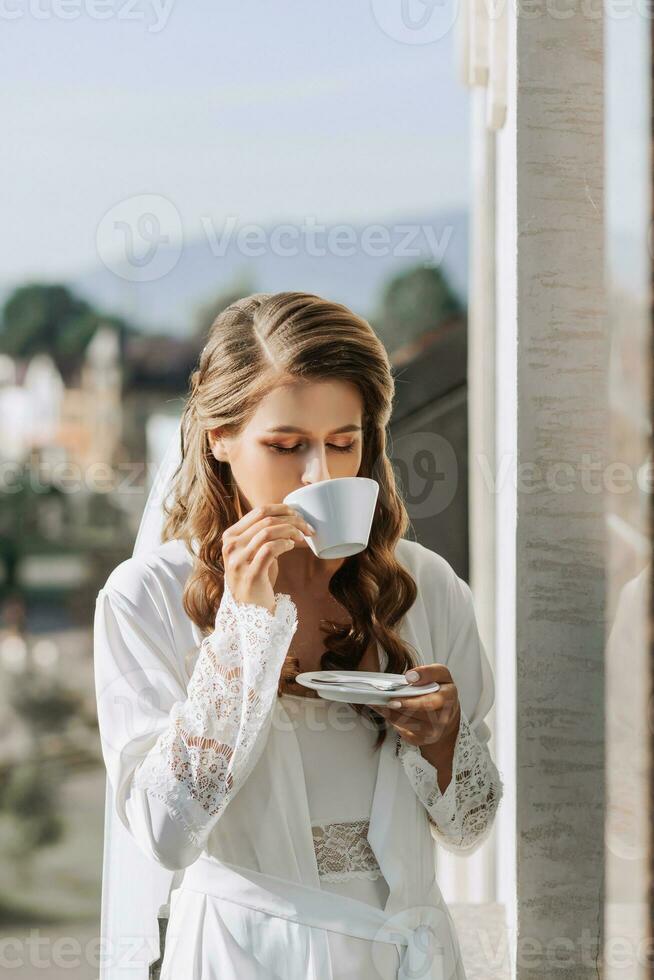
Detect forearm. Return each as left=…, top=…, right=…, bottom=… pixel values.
left=399, top=706, right=503, bottom=853
left=124, top=781, right=204, bottom=870
left=417, top=705, right=461, bottom=794
left=130, top=584, right=298, bottom=866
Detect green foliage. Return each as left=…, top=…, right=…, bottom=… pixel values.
left=0, top=761, right=64, bottom=858
left=0, top=478, right=68, bottom=598
left=371, top=263, right=465, bottom=354
left=10, top=674, right=82, bottom=735
left=0, top=282, right=136, bottom=371
left=0, top=675, right=80, bottom=866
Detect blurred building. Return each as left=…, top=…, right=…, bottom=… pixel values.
left=0, top=326, right=201, bottom=624
left=0, top=328, right=121, bottom=473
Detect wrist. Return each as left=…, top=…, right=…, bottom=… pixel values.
left=418, top=704, right=461, bottom=792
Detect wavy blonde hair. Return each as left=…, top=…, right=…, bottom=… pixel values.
left=162, top=290, right=419, bottom=749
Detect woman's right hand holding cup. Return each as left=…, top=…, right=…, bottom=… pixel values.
left=221, top=504, right=316, bottom=614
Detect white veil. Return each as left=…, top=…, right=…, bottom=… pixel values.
left=98, top=414, right=185, bottom=980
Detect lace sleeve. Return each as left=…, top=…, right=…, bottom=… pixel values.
left=397, top=706, right=503, bottom=854
left=132, top=580, right=298, bottom=852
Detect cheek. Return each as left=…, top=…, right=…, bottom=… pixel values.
left=258, top=448, right=300, bottom=472
left=228, top=447, right=268, bottom=488
left=235, top=447, right=297, bottom=500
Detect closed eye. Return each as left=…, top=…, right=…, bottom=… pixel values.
left=269, top=443, right=356, bottom=455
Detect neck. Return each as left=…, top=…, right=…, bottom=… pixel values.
left=277, top=546, right=345, bottom=589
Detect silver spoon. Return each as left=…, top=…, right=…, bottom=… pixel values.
left=316, top=676, right=410, bottom=691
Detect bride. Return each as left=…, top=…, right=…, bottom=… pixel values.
left=93, top=290, right=503, bottom=980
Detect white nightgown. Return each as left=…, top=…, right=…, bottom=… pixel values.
left=278, top=691, right=400, bottom=978
left=94, top=536, right=503, bottom=979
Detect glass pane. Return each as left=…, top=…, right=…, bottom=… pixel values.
left=604, top=12, right=652, bottom=978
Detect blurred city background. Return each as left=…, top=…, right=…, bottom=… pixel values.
left=2, top=3, right=651, bottom=979
left=0, top=5, right=474, bottom=977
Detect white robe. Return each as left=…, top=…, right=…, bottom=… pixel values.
left=93, top=536, right=502, bottom=979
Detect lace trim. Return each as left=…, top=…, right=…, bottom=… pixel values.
left=311, top=818, right=382, bottom=882
left=133, top=580, right=298, bottom=847
left=398, top=707, right=503, bottom=854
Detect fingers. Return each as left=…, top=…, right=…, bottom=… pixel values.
left=382, top=715, right=444, bottom=746
left=371, top=664, right=460, bottom=748
left=378, top=707, right=453, bottom=746
left=391, top=724, right=419, bottom=744
left=223, top=503, right=297, bottom=536
left=248, top=537, right=299, bottom=577
left=403, top=664, right=453, bottom=686
left=376, top=688, right=450, bottom=719
left=220, top=503, right=316, bottom=609
left=222, top=505, right=316, bottom=579
left=223, top=504, right=310, bottom=544
left=243, top=523, right=306, bottom=564
left=224, top=505, right=314, bottom=552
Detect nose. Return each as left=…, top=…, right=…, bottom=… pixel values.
left=302, top=447, right=332, bottom=485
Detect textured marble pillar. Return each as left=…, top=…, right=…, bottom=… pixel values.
left=510, top=6, right=607, bottom=978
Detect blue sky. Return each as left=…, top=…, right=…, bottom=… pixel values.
left=3, top=0, right=471, bottom=286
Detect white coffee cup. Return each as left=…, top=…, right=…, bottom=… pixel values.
left=283, top=477, right=380, bottom=559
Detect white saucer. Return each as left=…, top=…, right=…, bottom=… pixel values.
left=295, top=670, right=441, bottom=705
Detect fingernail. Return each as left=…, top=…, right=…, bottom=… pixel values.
left=387, top=700, right=402, bottom=709
left=405, top=670, right=420, bottom=682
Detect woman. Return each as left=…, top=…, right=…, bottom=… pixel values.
left=94, top=291, right=503, bottom=980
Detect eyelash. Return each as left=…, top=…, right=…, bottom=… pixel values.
left=269, top=443, right=356, bottom=455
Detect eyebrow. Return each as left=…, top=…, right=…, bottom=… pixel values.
left=264, top=425, right=363, bottom=435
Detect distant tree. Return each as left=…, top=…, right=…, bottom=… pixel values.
left=370, top=264, right=465, bottom=355
left=0, top=761, right=64, bottom=875
left=0, top=476, right=66, bottom=600
left=0, top=671, right=83, bottom=886
left=0, top=283, right=137, bottom=376
left=10, top=674, right=82, bottom=736
left=193, top=272, right=258, bottom=340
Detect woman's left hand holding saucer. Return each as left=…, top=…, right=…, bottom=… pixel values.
left=374, top=664, right=461, bottom=750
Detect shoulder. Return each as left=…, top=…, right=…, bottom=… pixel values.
left=394, top=537, right=476, bottom=638
left=394, top=536, right=460, bottom=593
left=98, top=538, right=195, bottom=607
left=94, top=540, right=197, bottom=683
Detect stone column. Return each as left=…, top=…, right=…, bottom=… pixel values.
left=511, top=4, right=606, bottom=977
